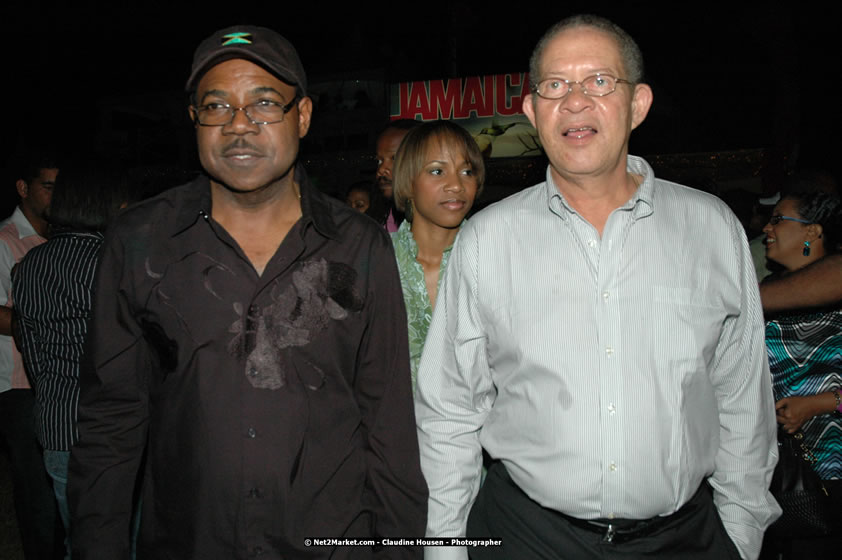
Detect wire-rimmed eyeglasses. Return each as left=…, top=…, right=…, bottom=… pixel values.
left=531, top=74, right=633, bottom=99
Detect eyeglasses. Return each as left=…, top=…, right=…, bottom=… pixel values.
left=768, top=215, right=811, bottom=225
left=531, top=74, right=632, bottom=99
left=193, top=97, right=299, bottom=126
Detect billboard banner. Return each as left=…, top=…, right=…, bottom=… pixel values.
left=390, top=73, right=542, bottom=158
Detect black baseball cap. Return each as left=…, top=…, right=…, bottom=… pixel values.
left=186, top=25, right=307, bottom=97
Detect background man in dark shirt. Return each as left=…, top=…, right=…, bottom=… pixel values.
left=69, top=25, right=426, bottom=559
left=369, top=120, right=419, bottom=232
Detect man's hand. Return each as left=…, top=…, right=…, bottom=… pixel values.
left=775, top=392, right=837, bottom=433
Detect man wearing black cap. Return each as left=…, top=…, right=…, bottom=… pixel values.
left=69, top=26, right=427, bottom=559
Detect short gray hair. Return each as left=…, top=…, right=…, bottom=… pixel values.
left=528, top=14, right=644, bottom=88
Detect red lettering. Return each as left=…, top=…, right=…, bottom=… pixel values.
left=398, top=81, right=432, bottom=120
left=393, top=73, right=533, bottom=121
left=496, top=73, right=525, bottom=116
left=392, top=82, right=411, bottom=119
left=482, top=75, right=495, bottom=117
left=458, top=76, right=494, bottom=119
left=429, top=79, right=461, bottom=119
left=521, top=73, right=531, bottom=101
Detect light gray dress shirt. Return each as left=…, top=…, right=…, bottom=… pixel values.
left=415, top=156, right=780, bottom=560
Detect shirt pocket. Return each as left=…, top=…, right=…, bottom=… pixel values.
left=649, top=285, right=724, bottom=380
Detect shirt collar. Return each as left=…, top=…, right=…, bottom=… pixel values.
left=50, top=229, right=105, bottom=240
left=10, top=207, right=40, bottom=239
left=297, top=165, right=339, bottom=240
left=545, top=155, right=655, bottom=221
left=625, top=155, right=654, bottom=219
left=170, top=164, right=339, bottom=240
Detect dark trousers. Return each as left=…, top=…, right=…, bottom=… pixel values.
left=0, top=389, right=58, bottom=560
left=467, top=462, right=741, bottom=560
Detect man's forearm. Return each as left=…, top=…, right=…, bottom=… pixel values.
left=760, top=254, right=842, bottom=312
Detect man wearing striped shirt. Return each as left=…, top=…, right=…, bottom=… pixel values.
left=415, top=15, right=780, bottom=560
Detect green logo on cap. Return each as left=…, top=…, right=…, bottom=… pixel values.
left=222, top=32, right=253, bottom=46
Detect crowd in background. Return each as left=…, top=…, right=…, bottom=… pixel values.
left=1, top=17, right=841, bottom=560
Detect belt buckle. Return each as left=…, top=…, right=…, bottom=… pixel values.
left=602, top=523, right=616, bottom=543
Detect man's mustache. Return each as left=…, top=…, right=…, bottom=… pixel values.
left=221, top=140, right=263, bottom=156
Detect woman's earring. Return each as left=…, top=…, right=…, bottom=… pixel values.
left=803, top=241, right=811, bottom=257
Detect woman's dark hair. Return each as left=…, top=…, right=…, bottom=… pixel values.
left=48, top=164, right=135, bottom=232
left=785, top=190, right=842, bottom=255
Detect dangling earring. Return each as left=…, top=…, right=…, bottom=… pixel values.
left=405, top=199, right=414, bottom=221
left=803, top=241, right=811, bottom=257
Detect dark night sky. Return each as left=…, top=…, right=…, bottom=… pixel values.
left=4, top=2, right=838, bottom=179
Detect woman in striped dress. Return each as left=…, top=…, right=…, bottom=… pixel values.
left=762, top=189, right=842, bottom=557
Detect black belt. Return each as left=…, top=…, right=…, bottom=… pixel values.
left=555, top=484, right=707, bottom=544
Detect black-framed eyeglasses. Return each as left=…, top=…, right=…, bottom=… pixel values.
left=192, top=97, right=299, bottom=126
left=531, top=74, right=633, bottom=99
left=768, top=214, right=811, bottom=225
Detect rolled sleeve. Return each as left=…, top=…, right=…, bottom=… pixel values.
left=68, top=230, right=148, bottom=560
left=415, top=225, right=494, bottom=560
left=356, top=231, right=428, bottom=558
left=708, top=213, right=781, bottom=560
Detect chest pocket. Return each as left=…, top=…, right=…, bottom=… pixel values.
left=649, top=285, right=725, bottom=378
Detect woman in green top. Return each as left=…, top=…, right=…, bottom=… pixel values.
left=391, top=121, right=485, bottom=390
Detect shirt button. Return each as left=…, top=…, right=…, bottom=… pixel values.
left=247, top=427, right=257, bottom=438
left=248, top=487, right=261, bottom=498
left=248, top=367, right=259, bottom=377
left=608, top=403, right=616, bottom=415
left=607, top=512, right=615, bottom=520
left=602, top=291, right=610, bottom=301
left=588, top=239, right=597, bottom=248
left=609, top=462, right=617, bottom=472
left=605, top=346, right=614, bottom=356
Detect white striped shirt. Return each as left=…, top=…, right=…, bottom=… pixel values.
left=13, top=231, right=103, bottom=450
left=415, top=156, right=781, bottom=560
left=0, top=207, right=46, bottom=391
